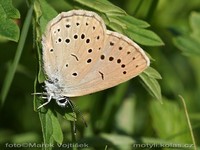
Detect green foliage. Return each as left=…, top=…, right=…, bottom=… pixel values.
left=0, top=0, right=20, bottom=42
left=174, top=12, right=200, bottom=56
left=150, top=99, right=192, bottom=143
left=0, top=0, right=200, bottom=150
left=73, top=0, right=164, bottom=46
left=140, top=67, right=162, bottom=101
left=39, top=108, right=63, bottom=145
left=0, top=3, right=33, bottom=105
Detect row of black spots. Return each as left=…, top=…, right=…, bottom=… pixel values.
left=53, top=28, right=61, bottom=34
left=123, top=65, right=139, bottom=75
left=66, top=64, right=85, bottom=78
left=79, top=34, right=91, bottom=44
left=55, top=36, right=91, bottom=45
left=85, top=18, right=96, bottom=29
left=56, top=37, right=71, bottom=44
left=65, top=22, right=79, bottom=28
left=100, top=54, right=121, bottom=64
left=122, top=63, right=140, bottom=75
left=65, top=21, right=95, bottom=29
left=103, top=55, right=127, bottom=75
left=109, top=41, right=126, bottom=52
left=55, top=38, right=62, bottom=44
left=100, top=54, right=116, bottom=63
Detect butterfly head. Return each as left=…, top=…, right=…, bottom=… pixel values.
left=44, top=79, right=69, bottom=107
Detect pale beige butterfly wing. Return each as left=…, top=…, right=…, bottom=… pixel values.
left=42, top=10, right=149, bottom=97
left=42, top=10, right=106, bottom=82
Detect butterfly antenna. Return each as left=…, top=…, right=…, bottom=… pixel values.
left=69, top=100, right=88, bottom=128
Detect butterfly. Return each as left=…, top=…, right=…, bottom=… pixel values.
left=38, top=10, right=150, bottom=109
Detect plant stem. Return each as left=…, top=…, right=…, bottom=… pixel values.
left=179, top=95, right=197, bottom=150
left=0, top=4, right=33, bottom=106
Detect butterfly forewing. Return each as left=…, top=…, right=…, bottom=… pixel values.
left=43, top=10, right=106, bottom=86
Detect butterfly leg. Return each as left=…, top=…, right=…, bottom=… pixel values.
left=31, top=92, right=48, bottom=95
left=37, top=95, right=52, bottom=109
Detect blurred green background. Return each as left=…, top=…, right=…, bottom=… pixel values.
left=0, top=0, right=200, bottom=149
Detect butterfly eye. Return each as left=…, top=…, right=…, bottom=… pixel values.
left=58, top=99, right=66, bottom=103
left=56, top=99, right=68, bottom=107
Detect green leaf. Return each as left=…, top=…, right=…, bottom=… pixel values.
left=0, top=0, right=20, bottom=42
left=34, top=0, right=58, bottom=83
left=107, top=18, right=163, bottom=46
left=51, top=111, right=63, bottom=144
left=105, top=13, right=163, bottom=46
left=125, top=27, right=164, bottom=46
left=39, top=109, right=54, bottom=149
left=139, top=67, right=162, bottom=101
left=190, top=11, right=200, bottom=42
left=174, top=36, right=200, bottom=56
left=38, top=0, right=58, bottom=33
left=111, top=15, right=150, bottom=28
left=39, top=108, right=63, bottom=148
left=72, top=0, right=163, bottom=47
left=74, top=0, right=126, bottom=15
left=150, top=99, right=192, bottom=143
left=143, top=67, right=162, bottom=79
